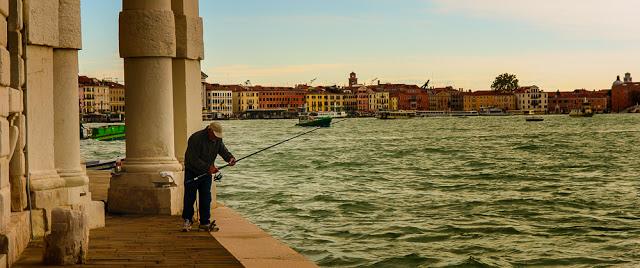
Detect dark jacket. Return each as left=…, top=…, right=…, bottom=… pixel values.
left=184, top=128, right=234, bottom=175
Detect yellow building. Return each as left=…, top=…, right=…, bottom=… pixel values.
left=107, top=82, right=125, bottom=115
left=305, top=92, right=345, bottom=112
left=463, top=91, right=516, bottom=111
left=368, top=91, right=390, bottom=112
left=234, top=90, right=259, bottom=113
left=390, top=96, right=399, bottom=111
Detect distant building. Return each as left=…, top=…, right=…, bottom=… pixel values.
left=371, top=84, right=429, bottom=111
left=205, top=84, right=237, bottom=118
left=235, top=89, right=260, bottom=113
left=201, top=72, right=209, bottom=111
left=548, top=89, right=609, bottom=114
left=515, top=86, right=548, bottom=113
left=463, top=91, right=516, bottom=112
left=305, top=88, right=346, bottom=112
left=257, top=86, right=306, bottom=111
left=368, top=91, right=390, bottom=112
left=106, top=81, right=125, bottom=116
left=78, top=76, right=110, bottom=114
left=429, top=87, right=464, bottom=111
left=348, top=72, right=358, bottom=88
left=611, top=73, right=640, bottom=112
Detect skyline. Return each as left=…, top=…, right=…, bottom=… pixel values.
left=80, top=0, right=640, bottom=90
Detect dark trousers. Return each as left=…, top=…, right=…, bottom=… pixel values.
left=182, top=169, right=212, bottom=225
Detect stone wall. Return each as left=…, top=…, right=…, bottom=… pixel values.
left=0, top=0, right=104, bottom=266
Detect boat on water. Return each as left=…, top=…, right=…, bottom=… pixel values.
left=479, top=107, right=511, bottom=116
left=316, top=111, right=348, bottom=118
left=569, top=98, right=594, bottom=117
left=525, top=110, right=544, bottom=122
left=376, top=111, right=416, bottom=119
left=450, top=111, right=480, bottom=117
left=91, top=125, right=126, bottom=141
left=296, top=114, right=332, bottom=127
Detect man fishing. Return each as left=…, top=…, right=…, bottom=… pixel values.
left=182, top=122, right=236, bottom=232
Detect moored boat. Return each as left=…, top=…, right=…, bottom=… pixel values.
left=569, top=98, right=594, bottom=117
left=376, top=111, right=416, bottom=119
left=525, top=110, right=544, bottom=122
left=296, top=114, right=332, bottom=127
left=91, top=125, right=126, bottom=141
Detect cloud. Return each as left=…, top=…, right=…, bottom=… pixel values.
left=430, top=0, right=640, bottom=40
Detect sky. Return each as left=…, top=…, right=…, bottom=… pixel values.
left=79, top=0, right=640, bottom=90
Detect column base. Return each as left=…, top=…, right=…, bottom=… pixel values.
left=57, top=168, right=89, bottom=188
left=107, top=171, right=184, bottom=215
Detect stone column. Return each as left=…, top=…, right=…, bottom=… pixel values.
left=54, top=0, right=92, bottom=210
left=172, top=0, right=204, bottom=162
left=109, top=0, right=184, bottom=215
left=24, top=0, right=67, bottom=210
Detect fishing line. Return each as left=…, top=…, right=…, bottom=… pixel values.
left=186, top=118, right=348, bottom=184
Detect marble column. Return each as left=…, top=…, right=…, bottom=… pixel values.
left=172, top=0, right=204, bottom=163
left=109, top=0, right=184, bottom=215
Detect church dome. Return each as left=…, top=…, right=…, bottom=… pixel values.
left=613, top=75, right=623, bottom=87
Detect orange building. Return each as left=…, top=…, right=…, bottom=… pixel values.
left=256, top=86, right=306, bottom=111
left=548, top=89, right=609, bottom=114
left=611, top=73, right=640, bottom=112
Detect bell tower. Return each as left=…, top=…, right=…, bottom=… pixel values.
left=349, top=72, right=358, bottom=87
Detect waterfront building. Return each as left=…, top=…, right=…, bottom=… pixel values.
left=369, top=84, right=429, bottom=111
left=235, top=89, right=260, bottom=113
left=306, top=89, right=346, bottom=112
left=515, top=86, right=548, bottom=113
left=611, top=73, right=640, bottom=112
left=429, top=87, right=464, bottom=111
left=368, top=91, right=390, bottom=112
left=356, top=86, right=373, bottom=112
left=106, top=81, right=126, bottom=120
left=342, top=90, right=358, bottom=113
left=78, top=76, right=110, bottom=114
left=463, top=90, right=516, bottom=112
left=548, top=89, right=609, bottom=114
left=257, top=86, right=306, bottom=111
left=201, top=72, right=209, bottom=111
left=205, top=84, right=239, bottom=118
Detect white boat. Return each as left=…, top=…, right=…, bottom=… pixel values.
left=479, top=108, right=511, bottom=116
left=316, top=111, right=348, bottom=118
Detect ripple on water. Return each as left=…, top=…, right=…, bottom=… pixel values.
left=81, top=116, right=640, bottom=267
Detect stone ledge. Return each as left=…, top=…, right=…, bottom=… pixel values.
left=212, top=207, right=319, bottom=268
left=0, top=211, right=30, bottom=266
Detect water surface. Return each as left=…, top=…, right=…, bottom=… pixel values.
left=81, top=115, right=640, bottom=267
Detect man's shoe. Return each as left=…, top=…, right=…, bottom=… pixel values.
left=182, top=219, right=192, bottom=232
left=199, top=221, right=219, bottom=232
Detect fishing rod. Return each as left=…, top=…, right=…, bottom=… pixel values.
left=185, top=118, right=348, bottom=184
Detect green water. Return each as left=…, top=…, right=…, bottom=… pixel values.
left=81, top=115, right=640, bottom=267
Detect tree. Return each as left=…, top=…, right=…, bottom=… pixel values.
left=491, top=73, right=519, bottom=93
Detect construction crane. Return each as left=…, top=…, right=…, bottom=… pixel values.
left=370, top=78, right=379, bottom=85
left=421, top=80, right=430, bottom=89
left=309, top=77, right=317, bottom=86
left=244, top=80, right=252, bottom=87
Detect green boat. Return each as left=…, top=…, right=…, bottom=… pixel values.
left=296, top=114, right=332, bottom=127
left=92, top=125, right=126, bottom=141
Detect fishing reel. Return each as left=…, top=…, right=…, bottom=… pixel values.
left=213, top=172, right=224, bottom=182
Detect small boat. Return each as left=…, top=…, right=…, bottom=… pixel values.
left=376, top=111, right=416, bottom=119
left=479, top=108, right=511, bottom=116
left=297, top=114, right=332, bottom=127
left=526, top=117, right=544, bottom=122
left=525, top=110, right=544, bottom=122
left=569, top=98, right=594, bottom=117
left=91, top=125, right=126, bottom=141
